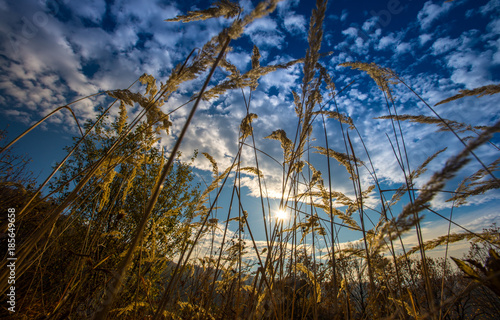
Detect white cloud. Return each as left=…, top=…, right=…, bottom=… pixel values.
left=342, top=26, right=358, bottom=38
left=283, top=13, right=306, bottom=36
left=327, top=9, right=348, bottom=23
left=431, top=37, right=459, bottom=55
left=465, top=9, right=475, bottom=19
left=348, top=88, right=368, bottom=101
left=461, top=210, right=500, bottom=233
left=395, top=42, right=411, bottom=54
left=66, top=0, right=106, bottom=24
left=276, top=0, right=305, bottom=37
left=417, top=1, right=453, bottom=30
left=226, top=51, right=251, bottom=72
left=377, top=33, right=397, bottom=50
left=259, top=63, right=301, bottom=93
left=492, top=38, right=500, bottom=64
left=340, top=9, right=348, bottom=22
left=487, top=18, right=500, bottom=35
left=446, top=50, right=496, bottom=88
left=419, top=33, right=432, bottom=46
left=0, top=0, right=236, bottom=128
left=480, top=0, right=500, bottom=16
left=337, top=26, right=374, bottom=56
left=244, top=16, right=284, bottom=49
left=276, top=0, right=300, bottom=16
left=362, top=16, right=378, bottom=32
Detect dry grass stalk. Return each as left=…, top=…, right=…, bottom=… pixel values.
left=435, top=83, right=500, bottom=106
left=165, top=0, right=240, bottom=23
left=376, top=114, right=488, bottom=134
left=202, top=57, right=304, bottom=101
left=340, top=61, right=398, bottom=100
left=294, top=179, right=361, bottom=230
left=447, top=157, right=500, bottom=206
left=240, top=113, right=258, bottom=140
left=203, top=152, right=219, bottom=178
left=402, top=232, right=479, bottom=258
left=388, top=148, right=447, bottom=207
left=313, top=146, right=364, bottom=179
left=302, top=0, right=328, bottom=89
left=374, top=120, right=500, bottom=252
left=265, top=129, right=294, bottom=163
left=239, top=166, right=264, bottom=178
left=313, top=110, right=355, bottom=129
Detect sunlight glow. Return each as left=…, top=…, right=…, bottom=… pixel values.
left=275, top=209, right=288, bottom=221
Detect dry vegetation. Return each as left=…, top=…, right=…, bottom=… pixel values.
left=1, top=0, right=500, bottom=319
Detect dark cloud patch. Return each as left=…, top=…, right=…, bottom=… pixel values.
left=80, top=59, right=100, bottom=79
left=102, top=0, right=117, bottom=32
left=135, top=32, right=154, bottom=50
left=80, top=17, right=100, bottom=28
left=46, top=0, right=73, bottom=23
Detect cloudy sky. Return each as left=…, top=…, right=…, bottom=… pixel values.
left=1, top=0, right=499, bottom=262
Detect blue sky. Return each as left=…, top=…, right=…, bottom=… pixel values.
left=1, top=0, right=499, bottom=262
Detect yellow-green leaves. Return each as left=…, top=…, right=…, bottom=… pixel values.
left=452, top=249, right=500, bottom=297
left=451, top=257, right=481, bottom=281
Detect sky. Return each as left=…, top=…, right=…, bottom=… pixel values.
left=1, top=0, right=499, bottom=264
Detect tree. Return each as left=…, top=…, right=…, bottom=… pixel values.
left=0, top=128, right=36, bottom=187
left=5, top=97, right=200, bottom=319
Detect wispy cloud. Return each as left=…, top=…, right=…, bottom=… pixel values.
left=283, top=14, right=306, bottom=36
left=479, top=0, right=500, bottom=15
left=417, top=0, right=453, bottom=30
left=419, top=33, right=432, bottom=46
left=431, top=36, right=460, bottom=55
left=244, top=16, right=284, bottom=49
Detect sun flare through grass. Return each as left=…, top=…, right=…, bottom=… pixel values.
left=275, top=208, right=289, bottom=221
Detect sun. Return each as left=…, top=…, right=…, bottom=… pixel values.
left=275, top=209, right=288, bottom=221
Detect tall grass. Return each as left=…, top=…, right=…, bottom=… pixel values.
left=1, top=0, right=499, bottom=319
